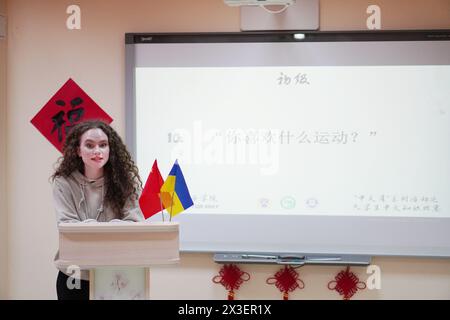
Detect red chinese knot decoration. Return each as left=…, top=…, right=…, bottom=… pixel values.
left=212, top=264, right=250, bottom=300
left=31, top=78, right=113, bottom=152
left=328, top=266, right=366, bottom=300
left=266, top=265, right=305, bottom=300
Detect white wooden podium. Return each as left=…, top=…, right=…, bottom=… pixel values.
left=55, top=221, right=179, bottom=300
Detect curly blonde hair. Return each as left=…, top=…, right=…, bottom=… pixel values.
left=51, top=120, right=142, bottom=217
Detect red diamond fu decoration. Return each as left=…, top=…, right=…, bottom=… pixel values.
left=30, top=78, right=113, bottom=153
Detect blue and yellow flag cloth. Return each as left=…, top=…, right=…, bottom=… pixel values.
left=160, top=160, right=194, bottom=217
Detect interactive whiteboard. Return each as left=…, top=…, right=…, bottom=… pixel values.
left=125, top=31, right=450, bottom=257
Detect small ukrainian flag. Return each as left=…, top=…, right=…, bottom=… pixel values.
left=160, top=160, right=194, bottom=217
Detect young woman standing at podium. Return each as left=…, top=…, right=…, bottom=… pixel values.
left=51, top=120, right=144, bottom=300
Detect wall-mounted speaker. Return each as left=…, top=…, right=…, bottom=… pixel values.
left=240, top=0, right=319, bottom=31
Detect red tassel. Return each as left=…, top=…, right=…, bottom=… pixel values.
left=328, top=266, right=366, bottom=300
left=212, top=264, right=250, bottom=300
left=266, top=265, right=305, bottom=300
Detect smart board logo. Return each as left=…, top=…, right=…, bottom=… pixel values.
left=168, top=121, right=280, bottom=175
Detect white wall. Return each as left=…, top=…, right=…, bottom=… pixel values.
left=4, top=0, right=450, bottom=299
left=0, top=0, right=8, bottom=300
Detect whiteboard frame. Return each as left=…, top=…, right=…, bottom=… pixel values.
left=125, top=30, right=450, bottom=258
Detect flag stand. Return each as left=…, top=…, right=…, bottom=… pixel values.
left=160, top=197, right=164, bottom=222
left=169, top=189, right=175, bottom=222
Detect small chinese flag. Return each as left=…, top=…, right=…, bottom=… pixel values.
left=30, top=78, right=113, bottom=152
left=139, top=159, right=165, bottom=219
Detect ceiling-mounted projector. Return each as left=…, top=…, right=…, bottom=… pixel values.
left=224, top=0, right=295, bottom=6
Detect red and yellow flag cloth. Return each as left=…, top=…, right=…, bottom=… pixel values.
left=160, top=160, right=194, bottom=217
left=139, top=160, right=165, bottom=219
